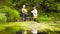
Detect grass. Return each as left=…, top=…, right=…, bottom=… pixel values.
left=38, top=16, right=52, bottom=22
left=0, top=21, right=60, bottom=34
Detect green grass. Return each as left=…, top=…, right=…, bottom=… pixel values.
left=38, top=16, right=52, bottom=22
left=0, top=21, right=60, bottom=34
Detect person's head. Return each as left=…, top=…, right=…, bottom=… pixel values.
left=23, top=5, right=26, bottom=8
left=33, top=6, right=36, bottom=10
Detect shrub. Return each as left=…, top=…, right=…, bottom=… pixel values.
left=0, top=13, right=7, bottom=23
left=3, top=6, right=20, bottom=21
left=38, top=16, right=52, bottom=22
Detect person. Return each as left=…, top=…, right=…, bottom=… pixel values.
left=31, top=6, right=38, bottom=23
left=22, top=5, right=28, bottom=21
left=31, top=28, right=37, bottom=34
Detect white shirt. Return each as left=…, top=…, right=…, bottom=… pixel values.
left=22, top=8, right=24, bottom=13
left=31, top=9, right=38, bottom=16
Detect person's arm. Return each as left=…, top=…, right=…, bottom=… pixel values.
left=22, top=8, right=24, bottom=13
left=31, top=10, right=33, bottom=13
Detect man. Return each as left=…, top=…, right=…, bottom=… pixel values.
left=31, top=6, right=38, bottom=23
left=22, top=5, right=28, bottom=21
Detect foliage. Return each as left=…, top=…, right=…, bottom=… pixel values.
left=0, top=0, right=60, bottom=22
left=0, top=6, right=20, bottom=22
left=38, top=16, right=52, bottom=22
left=0, top=13, right=7, bottom=23
left=4, top=6, right=20, bottom=21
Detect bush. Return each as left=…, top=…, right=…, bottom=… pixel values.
left=8, top=10, right=20, bottom=21
left=38, top=16, right=52, bottom=22
left=3, top=6, right=20, bottom=21
left=0, top=6, right=20, bottom=22
left=0, top=13, right=7, bottom=23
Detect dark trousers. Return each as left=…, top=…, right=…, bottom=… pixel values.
left=22, top=13, right=27, bottom=21
left=34, top=18, right=38, bottom=22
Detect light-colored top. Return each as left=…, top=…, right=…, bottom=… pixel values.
left=22, top=8, right=25, bottom=13
left=31, top=9, right=38, bottom=18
